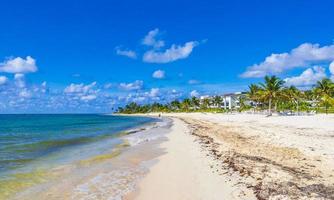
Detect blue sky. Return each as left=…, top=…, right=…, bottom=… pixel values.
left=1, top=0, right=334, bottom=113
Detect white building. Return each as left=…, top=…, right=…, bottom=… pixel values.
left=222, top=92, right=245, bottom=109
left=199, top=92, right=250, bottom=110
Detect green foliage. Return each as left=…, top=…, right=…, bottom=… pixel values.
left=116, top=77, right=334, bottom=115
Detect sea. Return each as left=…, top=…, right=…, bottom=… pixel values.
left=0, top=114, right=162, bottom=200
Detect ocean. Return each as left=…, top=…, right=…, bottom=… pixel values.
left=0, top=114, right=159, bottom=199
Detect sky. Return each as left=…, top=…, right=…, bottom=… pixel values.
left=1, top=0, right=334, bottom=113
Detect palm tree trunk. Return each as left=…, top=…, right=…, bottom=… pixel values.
left=326, top=105, right=328, bottom=114
left=296, top=101, right=299, bottom=115
left=268, top=98, right=272, bottom=116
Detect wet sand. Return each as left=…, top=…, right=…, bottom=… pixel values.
left=10, top=118, right=171, bottom=200
left=11, top=113, right=334, bottom=199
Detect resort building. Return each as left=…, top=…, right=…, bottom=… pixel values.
left=200, top=92, right=251, bottom=110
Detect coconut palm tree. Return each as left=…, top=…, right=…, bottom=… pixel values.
left=213, top=95, right=223, bottom=109
left=238, top=95, right=247, bottom=112
left=181, top=98, right=191, bottom=112
left=170, top=100, right=181, bottom=111
left=282, top=86, right=303, bottom=114
left=314, top=78, right=334, bottom=114
left=247, top=84, right=261, bottom=112
left=190, top=96, right=200, bottom=110
left=201, top=98, right=211, bottom=109
left=259, top=75, right=285, bottom=116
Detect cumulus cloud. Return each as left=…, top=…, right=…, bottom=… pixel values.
left=284, top=66, right=327, bottom=86
left=122, top=87, right=183, bottom=105
left=14, top=73, right=26, bottom=88
left=190, top=90, right=199, bottom=97
left=143, top=41, right=198, bottom=63
left=81, top=94, right=97, bottom=101
left=241, top=43, right=334, bottom=78
left=40, top=81, right=48, bottom=93
left=19, top=88, right=32, bottom=98
left=148, top=88, right=160, bottom=97
left=0, top=76, right=8, bottom=85
left=152, top=70, right=165, bottom=79
left=142, top=28, right=165, bottom=48
left=115, top=47, right=137, bottom=59
left=0, top=56, right=38, bottom=74
left=119, top=80, right=143, bottom=91
left=63, top=82, right=99, bottom=102
left=329, top=61, right=334, bottom=81
left=64, top=82, right=97, bottom=94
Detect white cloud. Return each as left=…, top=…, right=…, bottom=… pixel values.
left=329, top=61, right=334, bottom=81
left=64, top=82, right=97, bottom=94
left=14, top=73, right=25, bottom=88
left=148, top=88, right=160, bottom=97
left=62, top=81, right=100, bottom=104
left=81, top=95, right=97, bottom=101
left=142, top=28, right=165, bottom=48
left=190, top=90, right=199, bottom=97
left=241, top=43, right=334, bottom=78
left=124, top=88, right=162, bottom=103
left=284, top=66, right=327, bottom=86
left=0, top=76, right=8, bottom=85
left=115, top=47, right=137, bottom=59
left=143, top=41, right=198, bottom=63
left=329, top=61, right=334, bottom=74
left=40, top=81, right=47, bottom=93
left=19, top=88, right=32, bottom=98
left=188, top=79, right=200, bottom=84
left=41, top=81, right=47, bottom=87
left=152, top=70, right=165, bottom=79
left=0, top=56, right=37, bottom=74
left=119, top=80, right=143, bottom=91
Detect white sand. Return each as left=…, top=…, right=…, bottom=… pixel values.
left=128, top=113, right=334, bottom=200
left=128, top=117, right=256, bottom=200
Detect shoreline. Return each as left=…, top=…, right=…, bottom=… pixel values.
left=6, top=113, right=334, bottom=199
left=6, top=116, right=171, bottom=200
left=125, top=116, right=256, bottom=200
left=126, top=113, right=334, bottom=200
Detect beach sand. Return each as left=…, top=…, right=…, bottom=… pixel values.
left=9, top=118, right=172, bottom=200
left=127, top=113, right=334, bottom=200
left=10, top=113, right=334, bottom=199
left=126, top=117, right=256, bottom=200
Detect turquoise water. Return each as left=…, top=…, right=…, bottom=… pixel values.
left=0, top=114, right=155, bottom=176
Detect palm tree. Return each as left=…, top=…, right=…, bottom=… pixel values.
left=247, top=84, right=261, bottom=112
left=170, top=100, right=181, bottom=111
left=181, top=98, right=191, bottom=112
left=213, top=95, right=223, bottom=109
left=282, top=86, right=303, bottom=114
left=190, top=96, right=200, bottom=110
left=201, top=98, right=211, bottom=109
left=238, top=95, right=247, bottom=112
left=314, top=78, right=334, bottom=114
left=259, top=76, right=285, bottom=116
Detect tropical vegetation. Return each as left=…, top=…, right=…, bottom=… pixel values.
left=117, top=76, right=334, bottom=115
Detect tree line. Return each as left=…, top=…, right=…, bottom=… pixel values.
left=117, top=76, right=334, bottom=115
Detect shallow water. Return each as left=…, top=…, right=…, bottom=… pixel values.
left=0, top=114, right=158, bottom=200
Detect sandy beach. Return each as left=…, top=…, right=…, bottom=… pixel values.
left=8, top=113, right=334, bottom=200
left=127, top=113, right=334, bottom=200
